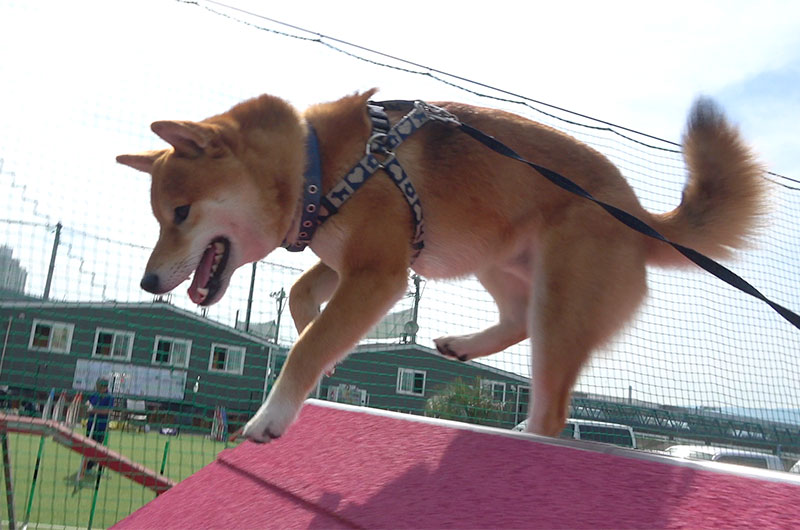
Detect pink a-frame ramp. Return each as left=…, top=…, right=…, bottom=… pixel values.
left=0, top=413, right=175, bottom=494
left=115, top=400, right=800, bottom=529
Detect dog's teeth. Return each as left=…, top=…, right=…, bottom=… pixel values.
left=197, top=287, right=209, bottom=299
left=214, top=242, right=225, bottom=254
left=213, top=253, right=222, bottom=265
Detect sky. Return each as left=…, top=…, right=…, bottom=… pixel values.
left=1, top=0, right=799, bottom=412
left=4, top=0, right=798, bottom=173
left=252, top=0, right=800, bottom=178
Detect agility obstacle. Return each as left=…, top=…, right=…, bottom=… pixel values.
left=210, top=405, right=228, bottom=442
left=0, top=413, right=175, bottom=495
left=115, top=400, right=800, bottom=529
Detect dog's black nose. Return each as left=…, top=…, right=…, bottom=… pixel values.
left=140, top=273, right=160, bottom=294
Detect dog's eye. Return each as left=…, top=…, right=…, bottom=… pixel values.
left=174, top=205, right=191, bottom=224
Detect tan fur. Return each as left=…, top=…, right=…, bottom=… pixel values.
left=118, top=91, right=765, bottom=442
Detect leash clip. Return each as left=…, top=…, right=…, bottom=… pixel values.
left=414, top=100, right=461, bottom=126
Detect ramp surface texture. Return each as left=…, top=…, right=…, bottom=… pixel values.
left=115, top=401, right=800, bottom=529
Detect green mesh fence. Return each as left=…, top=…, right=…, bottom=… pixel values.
left=2, top=1, right=800, bottom=527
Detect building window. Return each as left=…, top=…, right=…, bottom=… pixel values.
left=29, top=320, right=74, bottom=353
left=209, top=344, right=245, bottom=375
left=152, top=336, right=191, bottom=368
left=93, top=328, right=134, bottom=361
left=481, top=380, right=507, bottom=403
left=515, top=385, right=530, bottom=418
left=396, top=367, right=426, bottom=396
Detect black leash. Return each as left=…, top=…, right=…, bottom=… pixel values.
left=456, top=122, right=800, bottom=331
left=379, top=100, right=800, bottom=332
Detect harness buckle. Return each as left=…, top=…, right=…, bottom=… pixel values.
left=366, top=132, right=389, bottom=155
left=366, top=132, right=396, bottom=168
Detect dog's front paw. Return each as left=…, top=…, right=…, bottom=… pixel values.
left=242, top=393, right=302, bottom=444
left=433, top=336, right=469, bottom=362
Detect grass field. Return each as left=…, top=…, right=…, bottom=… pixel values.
left=2, top=427, right=232, bottom=528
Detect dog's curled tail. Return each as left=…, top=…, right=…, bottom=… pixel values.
left=647, top=97, right=767, bottom=267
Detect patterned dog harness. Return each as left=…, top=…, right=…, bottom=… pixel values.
left=282, top=100, right=460, bottom=263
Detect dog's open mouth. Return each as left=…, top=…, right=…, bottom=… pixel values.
left=187, top=237, right=230, bottom=305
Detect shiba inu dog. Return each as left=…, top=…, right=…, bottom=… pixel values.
left=117, top=90, right=764, bottom=443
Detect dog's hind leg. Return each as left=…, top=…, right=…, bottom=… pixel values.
left=526, top=221, right=646, bottom=437
left=434, top=265, right=530, bottom=361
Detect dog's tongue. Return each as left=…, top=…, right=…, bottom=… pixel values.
left=188, top=246, right=215, bottom=304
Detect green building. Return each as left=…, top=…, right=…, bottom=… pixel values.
left=0, top=299, right=529, bottom=432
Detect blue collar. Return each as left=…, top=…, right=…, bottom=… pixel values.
left=282, top=125, right=322, bottom=252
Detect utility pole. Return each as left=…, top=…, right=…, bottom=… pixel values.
left=43, top=222, right=62, bottom=300
left=408, top=274, right=422, bottom=344
left=270, top=288, right=287, bottom=344
left=262, top=289, right=286, bottom=402
left=0, top=317, right=11, bottom=380
left=245, top=262, right=257, bottom=332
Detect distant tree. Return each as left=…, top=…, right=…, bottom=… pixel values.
left=425, top=377, right=506, bottom=427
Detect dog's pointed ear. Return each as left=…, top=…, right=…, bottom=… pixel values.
left=151, top=120, right=219, bottom=158
left=116, top=151, right=162, bottom=173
